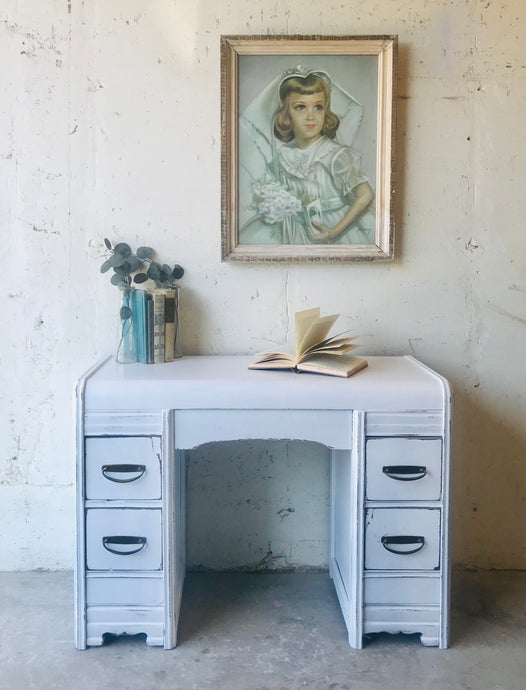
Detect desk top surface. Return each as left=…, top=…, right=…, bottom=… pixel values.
left=80, top=355, right=449, bottom=412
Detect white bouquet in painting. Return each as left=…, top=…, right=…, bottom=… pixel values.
left=251, top=176, right=302, bottom=225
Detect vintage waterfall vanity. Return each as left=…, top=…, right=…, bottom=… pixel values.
left=75, top=355, right=451, bottom=650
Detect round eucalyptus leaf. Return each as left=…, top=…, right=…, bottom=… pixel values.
left=133, top=273, right=149, bottom=284
left=127, top=255, right=142, bottom=272
left=159, top=270, right=170, bottom=284
left=172, top=264, right=184, bottom=279
left=104, top=238, right=112, bottom=250
left=100, top=259, right=113, bottom=273
left=114, top=262, right=133, bottom=276
left=147, top=263, right=161, bottom=280
left=110, top=253, right=125, bottom=268
left=110, top=273, right=123, bottom=286
left=162, top=264, right=172, bottom=275
left=114, top=242, right=132, bottom=257
left=137, top=246, right=153, bottom=259
left=120, top=305, right=132, bottom=320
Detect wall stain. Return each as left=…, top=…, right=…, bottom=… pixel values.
left=487, top=303, right=526, bottom=327
left=465, top=237, right=482, bottom=252
left=277, top=507, right=295, bottom=521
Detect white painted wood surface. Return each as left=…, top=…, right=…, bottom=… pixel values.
left=86, top=508, right=163, bottom=571
left=86, top=574, right=164, bottom=606
left=365, top=437, right=442, bottom=501
left=85, top=436, right=162, bottom=500
left=82, top=356, right=445, bottom=412
left=75, top=355, right=450, bottom=650
left=364, top=508, right=441, bottom=570
left=173, top=409, right=353, bottom=449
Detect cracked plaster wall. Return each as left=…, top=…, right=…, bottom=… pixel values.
left=0, top=0, right=525, bottom=571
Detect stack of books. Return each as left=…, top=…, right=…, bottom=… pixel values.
left=131, top=288, right=180, bottom=363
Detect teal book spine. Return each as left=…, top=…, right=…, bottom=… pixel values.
left=132, top=289, right=148, bottom=363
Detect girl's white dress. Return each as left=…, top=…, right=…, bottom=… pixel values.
left=240, top=135, right=375, bottom=245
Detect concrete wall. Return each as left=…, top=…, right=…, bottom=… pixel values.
left=1, top=0, right=525, bottom=571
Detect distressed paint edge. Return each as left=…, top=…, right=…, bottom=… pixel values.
left=74, top=355, right=111, bottom=650
left=404, top=355, right=452, bottom=649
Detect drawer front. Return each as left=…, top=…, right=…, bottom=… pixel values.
left=365, top=412, right=444, bottom=437
left=365, top=508, right=441, bottom=571
left=86, top=606, right=165, bottom=647
left=363, top=605, right=440, bottom=638
left=86, top=576, right=164, bottom=605
left=86, top=508, right=162, bottom=571
left=85, top=436, right=161, bottom=500
left=364, top=576, right=441, bottom=605
left=366, top=437, right=442, bottom=501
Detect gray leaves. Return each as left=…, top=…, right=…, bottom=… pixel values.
left=101, top=238, right=184, bottom=289
left=120, top=305, right=133, bottom=320
left=113, top=242, right=131, bottom=257
left=133, top=273, right=149, bottom=284
left=172, top=264, right=184, bottom=279
left=136, top=246, right=153, bottom=259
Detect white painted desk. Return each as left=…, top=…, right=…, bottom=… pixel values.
left=75, top=355, right=451, bottom=649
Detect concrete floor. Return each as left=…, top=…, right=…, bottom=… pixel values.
left=1, top=570, right=525, bottom=690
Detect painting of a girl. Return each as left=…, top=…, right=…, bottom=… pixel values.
left=239, top=65, right=376, bottom=246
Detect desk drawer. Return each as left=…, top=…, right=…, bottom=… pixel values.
left=364, top=576, right=441, bottom=605
left=86, top=576, right=164, bottom=605
left=85, top=437, right=161, bottom=500
left=365, top=508, right=441, bottom=571
left=366, top=437, right=442, bottom=501
left=86, top=508, right=162, bottom=571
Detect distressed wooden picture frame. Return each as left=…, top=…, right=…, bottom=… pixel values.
left=221, top=35, right=397, bottom=262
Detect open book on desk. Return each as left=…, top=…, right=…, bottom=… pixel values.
left=249, top=307, right=368, bottom=378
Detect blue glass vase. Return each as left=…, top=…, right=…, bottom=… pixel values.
left=116, top=288, right=138, bottom=363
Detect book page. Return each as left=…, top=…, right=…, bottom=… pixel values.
left=297, top=313, right=339, bottom=359
left=248, top=351, right=296, bottom=370
left=251, top=353, right=295, bottom=362
left=302, top=334, right=357, bottom=356
left=250, top=351, right=296, bottom=365
left=309, top=342, right=361, bottom=356
left=295, top=308, right=320, bottom=359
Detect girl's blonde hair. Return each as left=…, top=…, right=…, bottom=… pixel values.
left=274, top=74, right=340, bottom=143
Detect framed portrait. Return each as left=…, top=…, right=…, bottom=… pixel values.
left=221, top=35, right=397, bottom=262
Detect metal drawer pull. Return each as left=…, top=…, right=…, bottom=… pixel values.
left=382, top=465, right=427, bottom=481
left=101, top=464, right=146, bottom=483
left=381, top=535, right=425, bottom=555
left=102, top=536, right=147, bottom=555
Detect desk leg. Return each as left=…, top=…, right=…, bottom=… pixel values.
left=329, top=411, right=365, bottom=649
